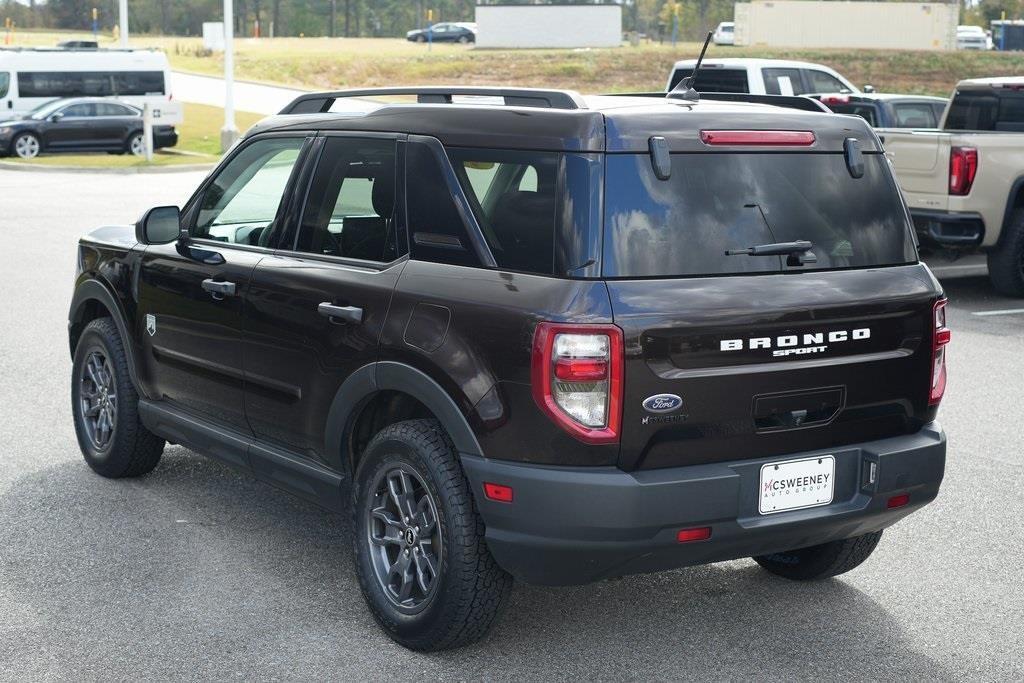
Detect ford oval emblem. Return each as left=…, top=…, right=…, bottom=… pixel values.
left=642, top=394, right=682, bottom=414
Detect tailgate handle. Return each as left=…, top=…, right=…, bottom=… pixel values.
left=753, top=387, right=845, bottom=433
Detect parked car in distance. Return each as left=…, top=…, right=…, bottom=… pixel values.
left=816, top=93, right=948, bottom=129
left=406, top=22, right=476, bottom=44
left=68, top=85, right=948, bottom=652
left=712, top=21, right=735, bottom=45
left=667, top=58, right=865, bottom=95
left=957, top=25, right=990, bottom=50
left=0, top=97, right=177, bottom=159
left=883, top=77, right=1024, bottom=296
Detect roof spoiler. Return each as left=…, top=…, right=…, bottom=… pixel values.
left=279, top=87, right=586, bottom=115
left=606, top=92, right=830, bottom=114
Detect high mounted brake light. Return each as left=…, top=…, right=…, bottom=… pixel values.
left=949, top=147, right=978, bottom=196
left=699, top=130, right=816, bottom=146
left=532, top=322, right=623, bottom=445
left=929, top=298, right=950, bottom=406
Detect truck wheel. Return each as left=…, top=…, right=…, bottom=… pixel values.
left=71, top=318, right=164, bottom=478
left=352, top=419, right=512, bottom=651
left=752, top=530, right=883, bottom=581
left=988, top=207, right=1024, bottom=297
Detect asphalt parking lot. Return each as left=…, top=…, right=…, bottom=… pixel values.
left=0, top=168, right=1021, bottom=681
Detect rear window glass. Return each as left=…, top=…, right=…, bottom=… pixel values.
left=448, top=148, right=559, bottom=275
left=669, top=68, right=749, bottom=93
left=945, top=89, right=1024, bottom=132
left=893, top=103, right=937, bottom=128
left=602, top=153, right=916, bottom=278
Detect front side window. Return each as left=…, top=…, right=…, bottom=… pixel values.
left=603, top=152, right=917, bottom=278
left=804, top=69, right=849, bottom=94
left=62, top=103, right=96, bottom=117
left=0, top=72, right=9, bottom=98
left=448, top=147, right=559, bottom=275
left=293, top=137, right=398, bottom=262
left=194, top=137, right=304, bottom=244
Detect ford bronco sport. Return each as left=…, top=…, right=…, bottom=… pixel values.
left=69, top=85, right=948, bottom=651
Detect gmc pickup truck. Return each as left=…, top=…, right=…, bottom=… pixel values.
left=883, top=77, right=1024, bottom=296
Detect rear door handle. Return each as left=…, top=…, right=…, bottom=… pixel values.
left=201, top=278, right=237, bottom=300
left=318, top=302, right=363, bottom=324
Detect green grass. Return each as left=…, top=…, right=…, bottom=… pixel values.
left=12, top=30, right=1024, bottom=97
left=4, top=102, right=264, bottom=168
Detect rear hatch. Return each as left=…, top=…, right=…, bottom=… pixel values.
left=603, top=141, right=941, bottom=470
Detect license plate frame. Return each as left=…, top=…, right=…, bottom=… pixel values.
left=758, top=455, right=835, bottom=515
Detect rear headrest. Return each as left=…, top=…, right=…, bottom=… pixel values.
left=372, top=172, right=395, bottom=219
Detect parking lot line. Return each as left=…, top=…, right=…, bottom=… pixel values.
left=971, top=308, right=1024, bottom=317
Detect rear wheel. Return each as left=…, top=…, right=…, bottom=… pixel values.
left=71, top=318, right=164, bottom=478
left=13, top=132, right=40, bottom=159
left=753, top=530, right=883, bottom=580
left=352, top=419, right=512, bottom=651
left=127, top=132, right=145, bottom=156
left=458, top=35, right=469, bottom=44
left=988, top=207, right=1024, bottom=297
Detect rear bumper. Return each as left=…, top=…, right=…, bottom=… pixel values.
left=911, top=209, right=984, bottom=247
left=153, top=127, right=178, bottom=149
left=462, top=423, right=946, bottom=586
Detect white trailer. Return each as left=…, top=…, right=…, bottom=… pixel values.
left=475, top=4, right=622, bottom=49
left=734, top=1, right=958, bottom=51
left=0, top=47, right=179, bottom=122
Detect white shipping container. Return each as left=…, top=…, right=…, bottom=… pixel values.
left=734, top=1, right=958, bottom=51
left=475, top=4, right=622, bottom=49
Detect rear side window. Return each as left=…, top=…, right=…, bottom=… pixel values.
left=829, top=103, right=879, bottom=127
left=893, top=103, right=937, bottom=128
left=763, top=68, right=804, bottom=96
left=448, top=148, right=559, bottom=275
left=16, top=70, right=164, bottom=97
left=669, top=68, right=749, bottom=93
left=602, top=153, right=916, bottom=278
left=945, top=89, right=1024, bottom=131
left=406, top=142, right=481, bottom=268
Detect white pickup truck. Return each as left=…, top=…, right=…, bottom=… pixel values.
left=882, top=77, right=1024, bottom=296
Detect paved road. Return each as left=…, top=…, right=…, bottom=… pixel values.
left=0, top=169, right=1022, bottom=680
left=171, top=71, right=310, bottom=116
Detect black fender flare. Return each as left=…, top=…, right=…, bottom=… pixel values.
left=324, top=361, right=484, bottom=474
left=68, top=278, right=147, bottom=396
left=998, top=175, right=1024, bottom=249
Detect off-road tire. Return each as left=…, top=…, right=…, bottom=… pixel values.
left=753, top=530, right=883, bottom=581
left=71, top=317, right=164, bottom=477
left=988, top=207, right=1024, bottom=297
left=352, top=419, right=512, bottom=651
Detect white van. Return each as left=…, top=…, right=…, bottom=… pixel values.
left=666, top=58, right=862, bottom=96
left=0, top=47, right=178, bottom=122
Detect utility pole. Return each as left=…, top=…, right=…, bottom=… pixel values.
left=118, top=0, right=128, bottom=47
left=221, top=0, right=239, bottom=152
left=330, top=0, right=336, bottom=37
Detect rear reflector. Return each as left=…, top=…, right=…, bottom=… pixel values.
left=887, top=493, right=910, bottom=509
left=676, top=527, right=712, bottom=543
left=483, top=482, right=514, bottom=503
left=700, top=130, right=816, bottom=146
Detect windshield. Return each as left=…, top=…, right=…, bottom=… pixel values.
left=602, top=152, right=917, bottom=278
left=27, top=99, right=68, bottom=120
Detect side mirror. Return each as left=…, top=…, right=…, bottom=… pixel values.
left=48, top=112, right=64, bottom=123
left=863, top=84, right=876, bottom=94
left=135, top=205, right=182, bottom=245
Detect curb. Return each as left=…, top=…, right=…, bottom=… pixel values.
left=0, top=160, right=216, bottom=174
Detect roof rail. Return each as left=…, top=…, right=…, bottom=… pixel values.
left=279, top=87, right=586, bottom=115
left=605, top=91, right=830, bottom=114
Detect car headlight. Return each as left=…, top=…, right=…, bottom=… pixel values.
left=0, top=127, right=11, bottom=135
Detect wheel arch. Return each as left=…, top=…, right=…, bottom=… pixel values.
left=325, top=361, right=484, bottom=477
left=998, top=175, right=1024, bottom=248
left=69, top=278, right=146, bottom=395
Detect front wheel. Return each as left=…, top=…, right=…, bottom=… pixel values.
left=988, top=207, right=1024, bottom=297
left=753, top=530, right=883, bottom=581
left=12, top=132, right=41, bottom=159
left=352, top=419, right=512, bottom=651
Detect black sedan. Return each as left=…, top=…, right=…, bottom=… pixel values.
left=0, top=98, right=178, bottom=160
left=406, top=22, right=476, bottom=44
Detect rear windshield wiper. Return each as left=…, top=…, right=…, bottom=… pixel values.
left=726, top=240, right=817, bottom=266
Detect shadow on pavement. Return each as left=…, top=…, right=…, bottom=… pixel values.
left=0, top=447, right=955, bottom=680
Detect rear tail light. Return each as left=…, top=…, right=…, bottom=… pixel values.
left=929, top=298, right=950, bottom=406
left=700, top=130, right=816, bottom=146
left=949, top=147, right=978, bottom=196
left=532, top=322, right=623, bottom=445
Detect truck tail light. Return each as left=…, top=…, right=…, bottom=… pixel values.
left=929, top=298, right=950, bottom=406
left=532, top=322, right=623, bottom=445
left=949, top=147, right=978, bottom=196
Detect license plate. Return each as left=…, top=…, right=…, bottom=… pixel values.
left=759, top=455, right=835, bottom=515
